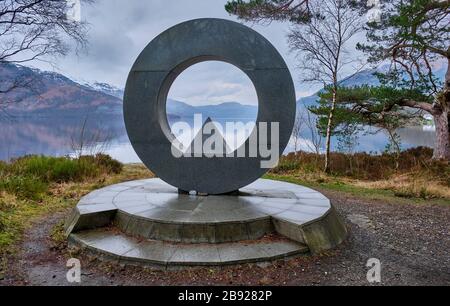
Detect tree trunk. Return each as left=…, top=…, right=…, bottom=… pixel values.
left=433, top=107, right=450, bottom=160
left=324, top=86, right=337, bottom=173
left=433, top=58, right=450, bottom=160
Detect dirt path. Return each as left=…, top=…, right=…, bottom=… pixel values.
left=1, top=191, right=449, bottom=286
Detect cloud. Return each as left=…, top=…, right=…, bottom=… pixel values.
left=28, top=1, right=299, bottom=97
left=168, top=61, right=258, bottom=105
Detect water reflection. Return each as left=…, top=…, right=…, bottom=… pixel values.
left=0, top=115, right=435, bottom=163
left=0, top=116, right=127, bottom=161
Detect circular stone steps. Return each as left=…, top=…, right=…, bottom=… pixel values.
left=65, top=179, right=347, bottom=266
left=116, top=209, right=273, bottom=244
left=69, top=228, right=308, bottom=267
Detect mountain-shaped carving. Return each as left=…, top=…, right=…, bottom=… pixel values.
left=186, top=117, right=231, bottom=156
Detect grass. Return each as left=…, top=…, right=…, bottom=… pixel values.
left=0, top=156, right=152, bottom=278
left=0, top=154, right=125, bottom=200
left=0, top=176, right=48, bottom=201
left=265, top=173, right=449, bottom=206
left=7, top=154, right=123, bottom=183
left=269, top=147, right=450, bottom=205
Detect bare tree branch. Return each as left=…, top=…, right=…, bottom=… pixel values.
left=0, top=0, right=93, bottom=64
left=0, top=0, right=94, bottom=114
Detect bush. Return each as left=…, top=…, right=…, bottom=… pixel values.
left=273, top=159, right=302, bottom=173
left=0, top=175, right=48, bottom=201
left=0, top=161, right=6, bottom=172
left=91, top=154, right=123, bottom=174
left=10, top=156, right=95, bottom=182
left=7, top=154, right=123, bottom=183
left=52, top=158, right=98, bottom=182
left=0, top=155, right=123, bottom=200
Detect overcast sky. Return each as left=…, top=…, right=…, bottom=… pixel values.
left=29, top=0, right=340, bottom=105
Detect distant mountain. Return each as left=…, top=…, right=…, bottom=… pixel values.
left=3, top=63, right=447, bottom=119
left=167, top=99, right=258, bottom=120
left=0, top=64, right=259, bottom=120
left=0, top=63, right=122, bottom=116
left=297, top=66, right=446, bottom=109
left=298, top=69, right=381, bottom=108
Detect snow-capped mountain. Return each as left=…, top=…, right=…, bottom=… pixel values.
left=84, top=82, right=125, bottom=99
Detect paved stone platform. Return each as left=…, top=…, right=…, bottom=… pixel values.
left=65, top=179, right=347, bottom=266
left=70, top=229, right=308, bottom=267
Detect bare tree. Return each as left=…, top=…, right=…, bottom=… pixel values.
left=0, top=0, right=93, bottom=113
left=287, top=0, right=364, bottom=172
left=336, top=127, right=359, bottom=174
left=291, top=110, right=304, bottom=153
left=304, top=109, right=324, bottom=155
left=0, top=0, right=92, bottom=63
left=70, top=115, right=114, bottom=158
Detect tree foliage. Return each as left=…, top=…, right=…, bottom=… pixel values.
left=225, top=0, right=312, bottom=23
left=309, top=87, right=364, bottom=138
left=353, top=0, right=450, bottom=159
left=358, top=0, right=449, bottom=94
left=327, top=84, right=429, bottom=125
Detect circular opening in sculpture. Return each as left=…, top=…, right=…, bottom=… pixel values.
left=166, top=61, right=258, bottom=154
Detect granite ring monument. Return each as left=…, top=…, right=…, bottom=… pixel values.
left=123, top=18, right=296, bottom=195
left=65, top=19, right=347, bottom=267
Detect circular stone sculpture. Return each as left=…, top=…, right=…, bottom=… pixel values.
left=65, top=19, right=347, bottom=268
left=123, top=18, right=296, bottom=195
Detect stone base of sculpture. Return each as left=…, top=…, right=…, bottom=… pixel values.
left=65, top=178, right=347, bottom=268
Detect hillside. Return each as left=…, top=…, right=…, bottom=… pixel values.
left=0, top=64, right=123, bottom=116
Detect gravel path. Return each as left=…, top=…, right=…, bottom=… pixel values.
left=1, top=191, right=449, bottom=286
